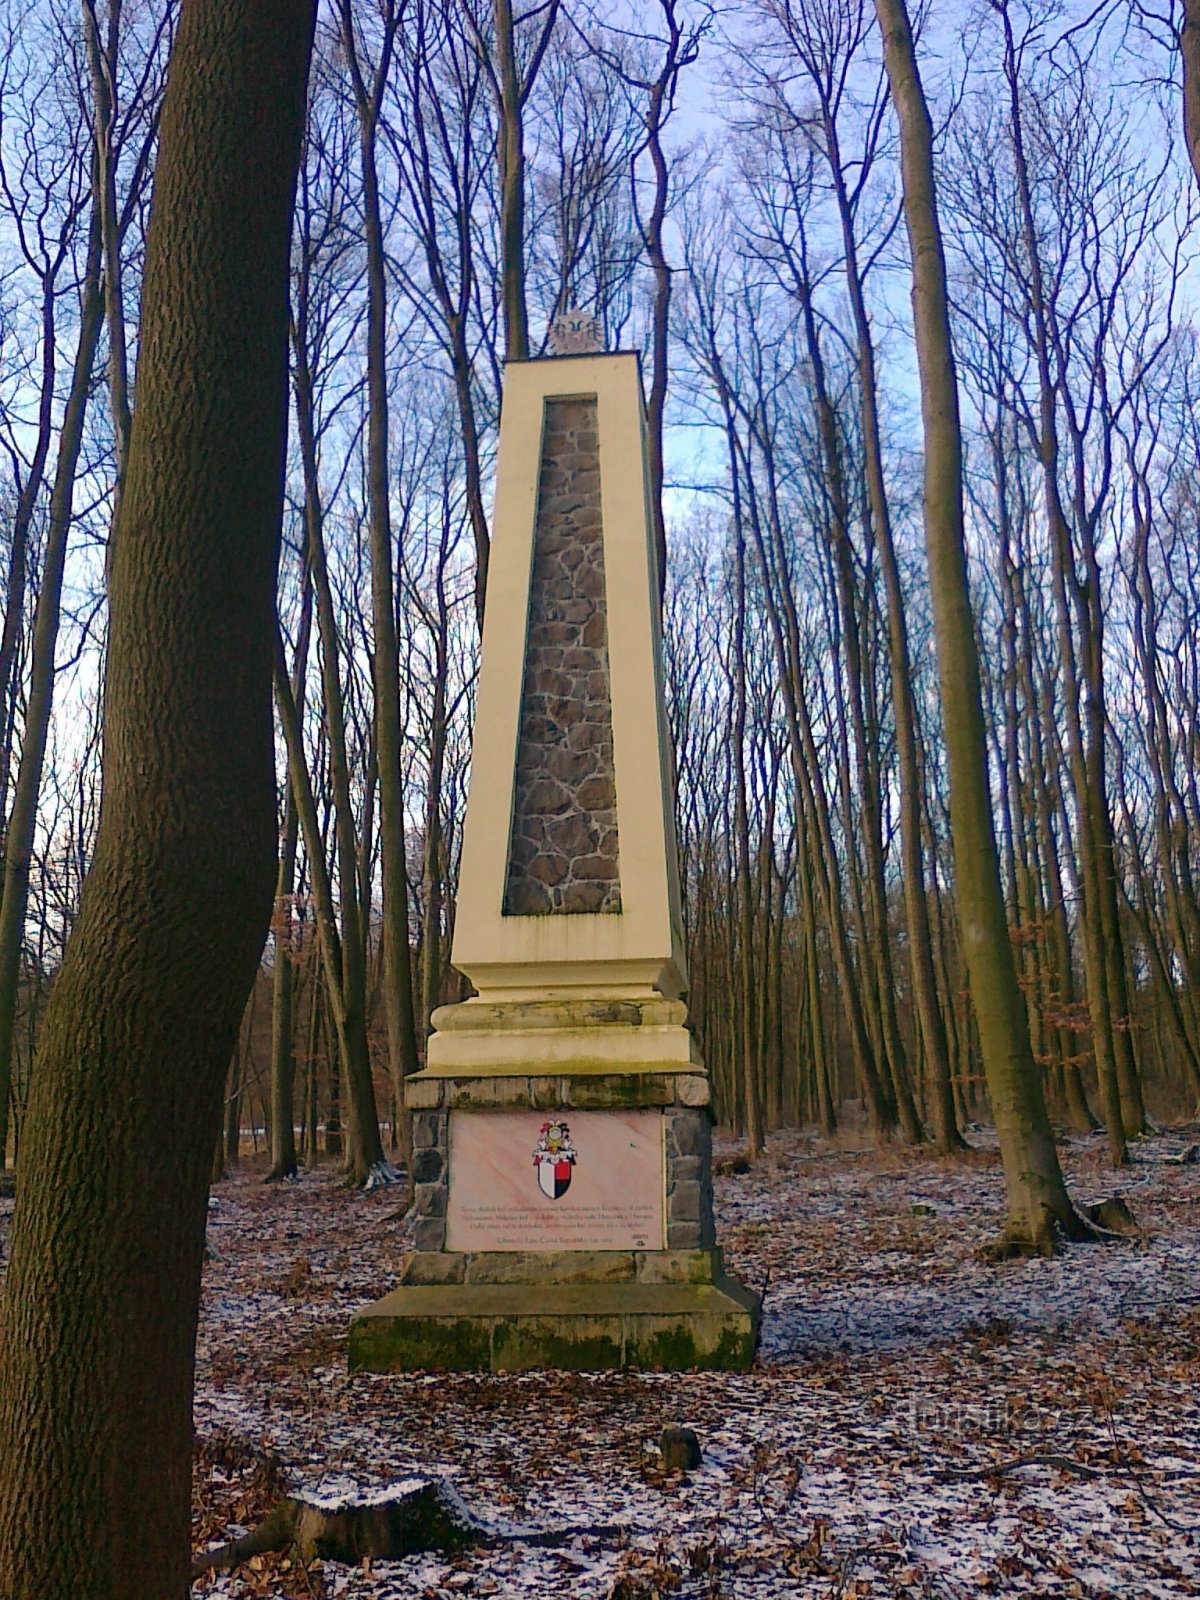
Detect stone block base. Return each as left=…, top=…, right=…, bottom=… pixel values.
left=371, top=997, right=752, bottom=1371
left=348, top=1273, right=759, bottom=1374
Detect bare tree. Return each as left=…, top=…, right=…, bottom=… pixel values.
left=0, top=1, right=314, bottom=1588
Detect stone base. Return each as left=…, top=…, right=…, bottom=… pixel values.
left=368, top=998, right=756, bottom=1371
left=348, top=1267, right=759, bottom=1374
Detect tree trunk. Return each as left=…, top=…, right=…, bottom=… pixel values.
left=1183, top=0, right=1200, bottom=186
left=494, top=0, right=529, bottom=360
left=82, top=0, right=133, bottom=508
left=268, top=567, right=313, bottom=1182
left=826, top=125, right=959, bottom=1151
left=873, top=0, right=1087, bottom=1249
left=731, top=502, right=763, bottom=1156
left=0, top=214, right=104, bottom=1164
left=0, top=5, right=313, bottom=1594
left=272, top=636, right=384, bottom=1184
left=0, top=265, right=60, bottom=837
left=290, top=255, right=385, bottom=1184
left=338, top=6, right=420, bottom=1170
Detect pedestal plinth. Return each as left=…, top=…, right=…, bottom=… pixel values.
left=347, top=1002, right=758, bottom=1372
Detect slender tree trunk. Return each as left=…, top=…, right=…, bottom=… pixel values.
left=0, top=269, right=60, bottom=834
left=0, top=215, right=104, bottom=1164
left=494, top=0, right=529, bottom=360
left=643, top=78, right=671, bottom=607
left=0, top=7, right=314, bottom=1593
left=874, top=0, right=1087, bottom=1248
left=731, top=509, right=763, bottom=1156
left=82, top=0, right=133, bottom=506
left=267, top=568, right=313, bottom=1182
left=826, top=132, right=958, bottom=1150
left=272, top=635, right=384, bottom=1184
left=993, top=0, right=1129, bottom=1162
left=339, top=15, right=420, bottom=1167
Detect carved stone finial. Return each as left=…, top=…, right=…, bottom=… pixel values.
left=548, top=308, right=604, bottom=356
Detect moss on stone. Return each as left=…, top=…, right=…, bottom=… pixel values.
left=348, top=1313, right=492, bottom=1373
left=347, top=1278, right=758, bottom=1373
left=492, top=1316, right=624, bottom=1372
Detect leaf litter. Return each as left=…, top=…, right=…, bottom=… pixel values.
left=6, top=1127, right=1200, bottom=1596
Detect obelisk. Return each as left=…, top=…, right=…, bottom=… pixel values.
left=350, top=314, right=758, bottom=1372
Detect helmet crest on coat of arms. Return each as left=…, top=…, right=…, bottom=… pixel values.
left=533, top=1119, right=577, bottom=1200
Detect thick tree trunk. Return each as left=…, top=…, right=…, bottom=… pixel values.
left=874, top=0, right=1087, bottom=1249
left=0, top=5, right=313, bottom=1595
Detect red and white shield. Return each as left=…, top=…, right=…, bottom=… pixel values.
left=537, top=1157, right=572, bottom=1200
left=533, top=1121, right=577, bottom=1200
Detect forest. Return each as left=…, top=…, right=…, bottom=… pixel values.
left=0, top=0, right=1198, bottom=1596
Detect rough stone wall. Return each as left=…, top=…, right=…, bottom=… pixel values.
left=504, top=396, right=621, bottom=916
left=410, top=1110, right=449, bottom=1252
left=664, top=1109, right=716, bottom=1250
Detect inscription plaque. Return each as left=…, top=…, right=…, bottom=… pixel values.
left=444, top=1108, right=665, bottom=1252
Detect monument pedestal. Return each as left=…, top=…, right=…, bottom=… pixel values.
left=348, top=1004, right=757, bottom=1372
left=348, top=345, right=757, bottom=1372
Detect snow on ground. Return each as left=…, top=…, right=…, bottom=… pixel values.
left=6, top=1126, right=1200, bottom=1596
left=184, top=1127, right=1200, bottom=1598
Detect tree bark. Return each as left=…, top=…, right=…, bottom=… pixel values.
left=0, top=4, right=314, bottom=1595
left=873, top=0, right=1086, bottom=1248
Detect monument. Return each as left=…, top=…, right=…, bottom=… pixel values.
left=349, top=316, right=759, bottom=1372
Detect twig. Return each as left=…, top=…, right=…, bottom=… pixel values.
left=935, top=1454, right=1104, bottom=1482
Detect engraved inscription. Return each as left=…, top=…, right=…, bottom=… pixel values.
left=445, top=1109, right=664, bottom=1252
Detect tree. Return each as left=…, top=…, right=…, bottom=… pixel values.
left=1183, top=0, right=1200, bottom=184
left=478, top=0, right=560, bottom=359
left=872, top=0, right=1088, bottom=1249
left=583, top=0, right=708, bottom=603
left=0, top=2, right=315, bottom=1593
left=339, top=0, right=421, bottom=1166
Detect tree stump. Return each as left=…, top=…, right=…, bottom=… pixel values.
left=192, top=1480, right=478, bottom=1576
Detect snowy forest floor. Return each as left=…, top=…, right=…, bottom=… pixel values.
left=11, top=1124, right=1200, bottom=1598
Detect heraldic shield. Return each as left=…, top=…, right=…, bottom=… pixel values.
left=533, top=1120, right=577, bottom=1200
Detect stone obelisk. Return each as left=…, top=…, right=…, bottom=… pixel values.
left=350, top=316, right=758, bottom=1372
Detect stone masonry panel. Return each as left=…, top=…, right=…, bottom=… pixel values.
left=504, top=395, right=621, bottom=916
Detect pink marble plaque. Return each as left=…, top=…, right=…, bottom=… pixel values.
left=444, top=1109, right=665, bottom=1252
